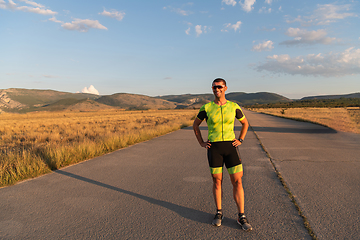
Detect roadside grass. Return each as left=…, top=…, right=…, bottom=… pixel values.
left=247, top=107, right=360, bottom=134
left=0, top=109, right=197, bottom=187
left=347, top=107, right=360, bottom=132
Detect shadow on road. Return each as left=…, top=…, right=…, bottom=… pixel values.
left=55, top=170, right=238, bottom=229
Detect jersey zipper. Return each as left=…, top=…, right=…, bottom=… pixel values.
left=220, top=105, right=224, bottom=141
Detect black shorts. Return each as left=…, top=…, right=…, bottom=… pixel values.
left=207, top=141, right=242, bottom=175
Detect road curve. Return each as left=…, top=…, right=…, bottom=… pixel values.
left=2, top=109, right=358, bottom=239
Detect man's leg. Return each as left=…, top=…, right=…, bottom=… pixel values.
left=229, top=171, right=244, bottom=213
left=208, top=142, right=225, bottom=226
left=211, top=172, right=224, bottom=227
left=212, top=172, right=223, bottom=211
left=230, top=171, right=253, bottom=231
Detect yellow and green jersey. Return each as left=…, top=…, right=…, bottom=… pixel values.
left=197, top=101, right=245, bottom=142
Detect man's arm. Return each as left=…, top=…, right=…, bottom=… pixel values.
left=193, top=118, right=211, bottom=149
left=232, top=117, right=249, bottom=147
left=239, top=117, right=249, bottom=141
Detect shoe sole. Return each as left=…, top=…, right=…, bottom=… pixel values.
left=237, top=219, right=253, bottom=232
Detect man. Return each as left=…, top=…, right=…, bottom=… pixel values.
left=193, top=78, right=252, bottom=231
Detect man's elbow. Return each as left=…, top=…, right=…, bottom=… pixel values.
left=241, top=118, right=249, bottom=127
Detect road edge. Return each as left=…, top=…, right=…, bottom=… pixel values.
left=249, top=124, right=318, bottom=240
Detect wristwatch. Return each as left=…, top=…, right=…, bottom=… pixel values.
left=239, top=138, right=243, bottom=143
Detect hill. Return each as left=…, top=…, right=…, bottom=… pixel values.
left=158, top=92, right=291, bottom=108
left=96, top=93, right=177, bottom=110
left=67, top=99, right=115, bottom=111
left=0, top=88, right=98, bottom=112
left=301, top=93, right=360, bottom=100
left=0, top=88, right=295, bottom=113
left=245, top=98, right=360, bottom=108
left=226, top=92, right=291, bottom=105
left=41, top=98, right=115, bottom=112
left=157, top=94, right=214, bottom=109
left=245, top=92, right=360, bottom=108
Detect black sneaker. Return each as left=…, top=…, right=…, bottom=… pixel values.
left=237, top=214, right=253, bottom=231
left=212, top=213, right=223, bottom=227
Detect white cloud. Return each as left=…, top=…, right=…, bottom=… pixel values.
left=259, top=26, right=276, bottom=32
left=265, top=0, right=272, bottom=4
left=286, top=4, right=356, bottom=26
left=176, top=8, right=191, bottom=16
left=163, top=6, right=192, bottom=16
left=49, top=16, right=62, bottom=23
left=222, top=21, right=242, bottom=32
left=195, top=25, right=202, bottom=37
left=184, top=21, right=192, bottom=26
left=280, top=28, right=337, bottom=46
left=240, top=0, right=256, bottom=12
left=185, top=27, right=190, bottom=35
left=61, top=19, right=108, bottom=32
left=19, top=0, right=44, bottom=8
left=7, top=0, right=17, bottom=10
left=256, top=47, right=360, bottom=77
left=1, top=0, right=57, bottom=15
left=0, top=0, right=7, bottom=9
left=99, top=9, right=125, bottom=21
left=313, top=3, right=357, bottom=25
left=82, top=85, right=99, bottom=95
left=259, top=7, right=271, bottom=13
left=252, top=40, right=274, bottom=52
left=194, top=25, right=210, bottom=37
left=43, top=75, right=57, bottom=78
left=285, top=15, right=302, bottom=24
left=222, top=0, right=237, bottom=6
left=18, top=6, right=56, bottom=15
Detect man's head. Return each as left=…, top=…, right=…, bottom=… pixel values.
left=212, top=78, right=226, bottom=86
left=212, top=78, right=227, bottom=99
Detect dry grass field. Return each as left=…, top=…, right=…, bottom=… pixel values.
left=248, top=107, right=360, bottom=134
left=0, top=109, right=197, bottom=187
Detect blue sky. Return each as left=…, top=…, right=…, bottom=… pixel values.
left=1, top=0, right=359, bottom=99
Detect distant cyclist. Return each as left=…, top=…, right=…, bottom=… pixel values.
left=193, top=78, right=252, bottom=231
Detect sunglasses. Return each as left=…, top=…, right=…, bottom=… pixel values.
left=212, top=85, right=225, bottom=90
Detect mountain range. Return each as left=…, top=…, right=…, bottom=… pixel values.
left=301, top=93, right=360, bottom=100
left=0, top=88, right=358, bottom=113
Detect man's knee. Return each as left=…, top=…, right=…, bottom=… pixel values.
left=230, top=172, right=243, bottom=188
left=231, top=178, right=243, bottom=188
left=212, top=175, right=222, bottom=188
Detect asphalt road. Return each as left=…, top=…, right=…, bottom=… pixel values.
left=245, top=110, right=360, bottom=240
left=0, top=110, right=358, bottom=239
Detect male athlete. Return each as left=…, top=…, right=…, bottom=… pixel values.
left=193, top=78, right=252, bottom=231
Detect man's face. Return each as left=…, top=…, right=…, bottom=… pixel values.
left=212, top=81, right=227, bottom=98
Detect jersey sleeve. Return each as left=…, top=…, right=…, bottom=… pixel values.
left=235, top=104, right=245, bottom=121
left=197, top=104, right=207, bottom=121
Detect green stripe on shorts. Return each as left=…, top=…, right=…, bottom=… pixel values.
left=227, top=164, right=243, bottom=174
left=210, top=167, right=223, bottom=174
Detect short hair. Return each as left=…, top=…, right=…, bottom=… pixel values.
left=213, top=78, right=226, bottom=86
